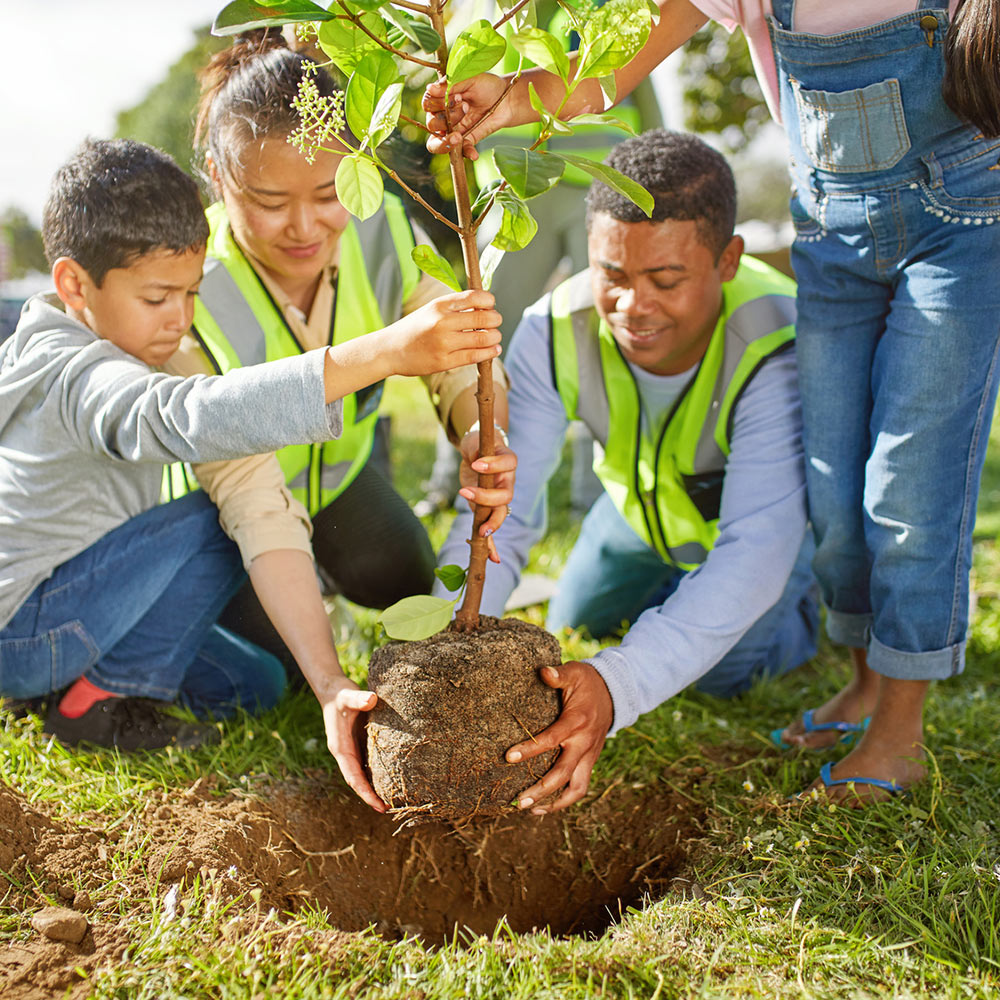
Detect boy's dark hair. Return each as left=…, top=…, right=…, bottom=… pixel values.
left=943, top=0, right=1000, bottom=138
left=585, top=130, right=737, bottom=258
left=42, top=139, right=208, bottom=287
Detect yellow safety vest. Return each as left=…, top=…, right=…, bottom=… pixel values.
left=550, top=257, right=797, bottom=569
left=163, top=196, right=419, bottom=515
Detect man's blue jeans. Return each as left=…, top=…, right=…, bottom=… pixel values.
left=546, top=493, right=819, bottom=697
left=0, top=491, right=285, bottom=717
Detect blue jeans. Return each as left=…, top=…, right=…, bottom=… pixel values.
left=547, top=493, right=819, bottom=697
left=0, top=491, right=285, bottom=716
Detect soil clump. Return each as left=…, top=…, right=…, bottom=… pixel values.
left=367, top=616, right=562, bottom=822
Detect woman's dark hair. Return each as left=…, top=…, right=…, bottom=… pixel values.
left=942, top=0, right=1000, bottom=137
left=585, top=130, right=736, bottom=259
left=42, top=138, right=209, bottom=286
left=195, top=29, right=342, bottom=180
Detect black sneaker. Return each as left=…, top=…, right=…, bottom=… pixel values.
left=1, top=695, right=49, bottom=720
left=44, top=697, right=220, bottom=752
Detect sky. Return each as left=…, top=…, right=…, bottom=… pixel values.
left=1, top=1, right=222, bottom=226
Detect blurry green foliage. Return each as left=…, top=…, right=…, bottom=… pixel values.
left=1, top=208, right=47, bottom=279
left=680, top=23, right=768, bottom=153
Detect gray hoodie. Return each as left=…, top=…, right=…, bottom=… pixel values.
left=0, top=294, right=343, bottom=628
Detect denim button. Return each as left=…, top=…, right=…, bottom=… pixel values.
left=919, top=14, right=939, bottom=30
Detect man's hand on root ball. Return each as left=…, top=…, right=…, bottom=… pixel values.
left=505, top=661, right=614, bottom=814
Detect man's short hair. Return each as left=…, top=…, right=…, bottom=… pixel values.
left=585, top=130, right=737, bottom=258
left=42, top=139, right=209, bottom=287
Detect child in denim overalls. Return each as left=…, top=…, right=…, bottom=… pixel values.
left=425, top=0, right=1000, bottom=803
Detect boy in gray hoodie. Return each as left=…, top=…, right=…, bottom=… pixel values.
left=0, top=138, right=501, bottom=770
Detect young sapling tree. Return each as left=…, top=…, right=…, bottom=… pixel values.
left=213, top=0, right=655, bottom=819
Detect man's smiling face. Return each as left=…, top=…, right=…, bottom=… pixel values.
left=588, top=212, right=742, bottom=376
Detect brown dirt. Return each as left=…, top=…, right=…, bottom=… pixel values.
left=0, top=763, right=708, bottom=997
left=367, top=616, right=562, bottom=822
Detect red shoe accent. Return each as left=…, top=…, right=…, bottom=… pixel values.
left=58, top=676, right=121, bottom=719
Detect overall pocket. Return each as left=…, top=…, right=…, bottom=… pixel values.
left=792, top=77, right=911, bottom=173
left=918, top=136, right=1000, bottom=221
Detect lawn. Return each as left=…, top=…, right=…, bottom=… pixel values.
left=1, top=375, right=998, bottom=999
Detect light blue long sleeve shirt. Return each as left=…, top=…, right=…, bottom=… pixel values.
left=0, top=294, right=342, bottom=628
left=435, top=291, right=807, bottom=733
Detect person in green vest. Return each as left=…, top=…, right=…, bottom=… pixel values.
left=163, top=35, right=515, bottom=689
left=435, top=130, right=819, bottom=812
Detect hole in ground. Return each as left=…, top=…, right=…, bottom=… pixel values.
left=143, top=777, right=707, bottom=942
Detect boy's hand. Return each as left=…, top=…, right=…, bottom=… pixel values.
left=320, top=678, right=386, bottom=813
left=385, top=289, right=502, bottom=376
left=423, top=74, right=514, bottom=159
left=504, top=662, right=614, bottom=814
left=457, top=427, right=517, bottom=551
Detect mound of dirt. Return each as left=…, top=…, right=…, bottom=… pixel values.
left=1, top=762, right=708, bottom=997
left=366, top=617, right=562, bottom=822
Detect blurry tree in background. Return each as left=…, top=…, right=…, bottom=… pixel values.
left=679, top=23, right=767, bottom=154
left=114, top=26, right=228, bottom=177
left=0, top=208, right=47, bottom=279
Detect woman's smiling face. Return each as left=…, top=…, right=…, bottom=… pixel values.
left=214, top=138, right=349, bottom=299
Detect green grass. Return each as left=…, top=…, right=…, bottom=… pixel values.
left=2, top=374, right=1000, bottom=998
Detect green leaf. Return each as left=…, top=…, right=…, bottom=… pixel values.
left=497, top=0, right=536, bottom=32
left=471, top=177, right=501, bottom=216
left=368, top=82, right=404, bottom=149
left=382, top=6, right=441, bottom=52
left=576, top=0, right=652, bottom=80
left=479, top=243, right=506, bottom=291
left=346, top=0, right=386, bottom=10
left=346, top=51, right=402, bottom=147
left=548, top=152, right=653, bottom=216
left=318, top=11, right=387, bottom=75
left=598, top=74, right=617, bottom=107
left=527, top=84, right=572, bottom=136
left=411, top=245, right=462, bottom=293
left=336, top=154, right=384, bottom=219
left=492, top=189, right=538, bottom=251
left=434, top=564, right=468, bottom=592
left=566, top=112, right=636, bottom=133
left=212, top=0, right=333, bottom=35
left=446, top=20, right=507, bottom=86
left=379, top=594, right=457, bottom=640
left=510, top=28, right=569, bottom=80
left=493, top=146, right=564, bottom=199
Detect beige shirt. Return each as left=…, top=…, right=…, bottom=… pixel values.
left=165, top=228, right=508, bottom=567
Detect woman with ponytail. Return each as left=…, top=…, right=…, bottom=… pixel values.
left=426, top=0, right=1000, bottom=805
left=164, top=32, right=514, bottom=809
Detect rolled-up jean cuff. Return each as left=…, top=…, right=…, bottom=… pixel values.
left=868, top=633, right=965, bottom=681
left=825, top=609, right=871, bottom=648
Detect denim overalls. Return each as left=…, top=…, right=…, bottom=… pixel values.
left=769, top=0, right=1000, bottom=679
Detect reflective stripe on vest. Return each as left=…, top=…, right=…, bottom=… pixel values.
left=163, top=196, right=417, bottom=515
left=550, top=256, right=796, bottom=569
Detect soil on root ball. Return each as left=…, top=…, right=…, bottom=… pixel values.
left=367, top=616, right=561, bottom=823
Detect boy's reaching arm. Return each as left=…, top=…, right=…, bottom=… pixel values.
left=322, top=289, right=501, bottom=403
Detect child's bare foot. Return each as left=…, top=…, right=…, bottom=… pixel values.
left=803, top=676, right=931, bottom=806
left=776, top=647, right=879, bottom=750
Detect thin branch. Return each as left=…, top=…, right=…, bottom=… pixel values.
left=391, top=0, right=433, bottom=11
left=381, top=165, right=460, bottom=232
left=399, top=112, right=430, bottom=133
left=333, top=2, right=439, bottom=69
left=491, top=0, right=534, bottom=32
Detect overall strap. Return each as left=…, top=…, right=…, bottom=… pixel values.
left=769, top=0, right=795, bottom=29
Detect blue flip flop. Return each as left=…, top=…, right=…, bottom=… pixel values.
left=817, top=761, right=905, bottom=797
left=771, top=709, right=870, bottom=751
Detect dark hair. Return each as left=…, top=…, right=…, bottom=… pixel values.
left=942, top=0, right=1000, bottom=137
left=585, top=130, right=737, bottom=258
left=195, top=29, right=342, bottom=181
left=41, top=138, right=209, bottom=287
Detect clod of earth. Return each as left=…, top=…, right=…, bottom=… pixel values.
left=30, top=907, right=88, bottom=944
left=366, top=616, right=561, bottom=823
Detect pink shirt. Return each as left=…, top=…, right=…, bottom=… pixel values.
left=690, top=1, right=961, bottom=121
